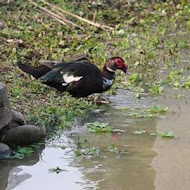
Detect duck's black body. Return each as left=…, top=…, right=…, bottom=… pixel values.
left=17, top=57, right=128, bottom=97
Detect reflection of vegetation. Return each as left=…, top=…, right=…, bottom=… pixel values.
left=11, top=146, right=35, bottom=159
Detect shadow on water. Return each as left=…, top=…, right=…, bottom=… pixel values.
left=0, top=89, right=158, bottom=190
left=0, top=146, right=45, bottom=190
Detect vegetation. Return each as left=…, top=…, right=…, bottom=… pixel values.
left=150, top=131, right=176, bottom=138
left=10, top=146, right=35, bottom=159
left=49, top=167, right=65, bottom=174
left=0, top=0, right=190, bottom=132
left=86, top=122, right=112, bottom=133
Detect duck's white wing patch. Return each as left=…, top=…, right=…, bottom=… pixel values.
left=62, top=72, right=83, bottom=86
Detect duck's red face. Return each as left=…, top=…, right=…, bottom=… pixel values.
left=109, top=57, right=128, bottom=73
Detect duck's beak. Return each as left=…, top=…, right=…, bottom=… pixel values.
left=121, top=67, right=128, bottom=74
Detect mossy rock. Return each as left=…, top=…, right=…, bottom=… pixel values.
left=0, top=83, right=12, bottom=129
left=1, top=125, right=46, bottom=146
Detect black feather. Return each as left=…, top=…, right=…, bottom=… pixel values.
left=17, top=62, right=51, bottom=79
left=38, top=69, right=63, bottom=83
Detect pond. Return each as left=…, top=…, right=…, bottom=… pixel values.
left=1, top=86, right=190, bottom=190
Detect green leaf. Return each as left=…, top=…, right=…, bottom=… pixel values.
left=148, top=105, right=168, bottom=114
left=150, top=131, right=176, bottom=138
left=49, top=167, right=64, bottom=174
left=86, top=122, right=112, bottom=133
left=150, top=85, right=164, bottom=94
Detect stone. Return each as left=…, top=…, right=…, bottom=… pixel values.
left=11, top=110, right=26, bottom=125
left=1, top=125, right=46, bottom=146
left=0, top=142, right=11, bottom=159
left=0, top=83, right=12, bottom=129
left=0, top=20, right=7, bottom=28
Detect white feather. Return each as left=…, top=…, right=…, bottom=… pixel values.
left=62, top=83, right=68, bottom=86
left=106, top=67, right=115, bottom=72
left=102, top=77, right=114, bottom=89
left=63, top=73, right=83, bottom=84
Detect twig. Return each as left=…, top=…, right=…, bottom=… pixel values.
left=28, top=0, right=84, bottom=30
left=34, top=15, right=52, bottom=30
left=28, top=0, right=67, bottom=26
left=44, top=4, right=84, bottom=30
left=39, top=0, right=114, bottom=30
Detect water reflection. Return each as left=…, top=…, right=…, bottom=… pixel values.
left=153, top=89, right=190, bottom=190
left=0, top=146, right=44, bottom=190
left=0, top=90, right=158, bottom=190
left=71, top=107, right=157, bottom=190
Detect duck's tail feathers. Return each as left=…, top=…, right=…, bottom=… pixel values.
left=17, top=63, right=51, bottom=79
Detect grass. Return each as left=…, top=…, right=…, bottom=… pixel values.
left=0, top=0, right=190, bottom=132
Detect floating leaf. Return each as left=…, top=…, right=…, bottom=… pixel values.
left=75, top=147, right=100, bottom=156
left=49, top=167, right=64, bottom=174
left=148, top=105, right=168, bottom=114
left=107, top=144, right=119, bottom=154
left=150, top=85, right=164, bottom=94
left=150, top=131, right=176, bottom=138
left=133, top=130, right=146, bottom=134
left=86, top=122, right=112, bottom=133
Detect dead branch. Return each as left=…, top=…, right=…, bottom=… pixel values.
left=39, top=0, right=114, bottom=30
left=28, top=0, right=84, bottom=30
left=28, top=0, right=67, bottom=25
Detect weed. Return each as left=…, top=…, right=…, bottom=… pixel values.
left=107, top=144, right=119, bottom=154
left=148, top=105, right=168, bottom=114
left=11, top=146, right=35, bottom=159
left=86, top=122, right=112, bottom=133
left=133, top=130, right=146, bottom=135
left=0, top=0, right=189, bottom=139
left=49, top=167, right=65, bottom=174
left=150, top=131, right=176, bottom=138
left=75, top=147, right=100, bottom=156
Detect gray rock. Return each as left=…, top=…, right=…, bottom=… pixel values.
left=11, top=110, right=26, bottom=125
left=0, top=20, right=7, bottom=28
left=0, top=83, right=12, bottom=129
left=0, top=142, right=11, bottom=159
left=1, top=125, right=46, bottom=145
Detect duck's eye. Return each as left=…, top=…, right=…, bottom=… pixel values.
left=110, top=60, right=116, bottom=68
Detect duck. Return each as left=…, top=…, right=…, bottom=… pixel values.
left=17, top=56, right=128, bottom=97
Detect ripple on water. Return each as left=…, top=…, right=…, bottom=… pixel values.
left=107, top=89, right=156, bottom=109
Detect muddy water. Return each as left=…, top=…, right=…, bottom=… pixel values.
left=0, top=88, right=190, bottom=190
left=153, top=88, right=190, bottom=190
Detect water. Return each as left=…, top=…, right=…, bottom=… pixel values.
left=0, top=88, right=190, bottom=190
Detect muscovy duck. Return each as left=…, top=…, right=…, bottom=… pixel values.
left=17, top=57, right=128, bottom=97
